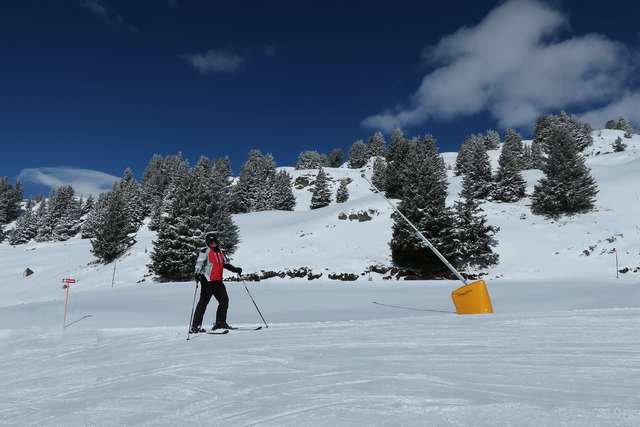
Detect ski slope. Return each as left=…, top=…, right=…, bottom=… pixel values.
left=1, top=129, right=640, bottom=425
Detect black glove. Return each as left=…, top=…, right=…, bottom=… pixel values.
left=236, top=267, right=243, bottom=276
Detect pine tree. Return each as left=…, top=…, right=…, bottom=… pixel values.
left=530, top=139, right=545, bottom=169
left=336, top=179, right=349, bottom=203
left=0, top=177, right=21, bottom=225
left=460, top=139, right=492, bottom=200
left=232, top=150, right=277, bottom=213
left=367, top=131, right=386, bottom=157
left=533, top=111, right=593, bottom=152
left=484, top=129, right=501, bottom=150
left=150, top=171, right=200, bottom=280
left=296, top=151, right=327, bottom=169
left=504, top=128, right=524, bottom=168
left=492, top=134, right=527, bottom=202
left=91, top=189, right=134, bottom=263
left=142, top=154, right=167, bottom=216
left=81, top=195, right=94, bottom=216
left=327, top=148, right=344, bottom=167
left=521, top=144, right=533, bottom=169
left=348, top=139, right=369, bottom=169
left=390, top=135, right=456, bottom=276
left=386, top=128, right=405, bottom=162
left=117, top=168, right=144, bottom=231
left=371, top=157, right=387, bottom=191
left=81, top=193, right=108, bottom=239
left=201, top=157, right=239, bottom=255
left=10, top=205, right=38, bottom=245
left=310, top=168, right=331, bottom=209
left=455, top=135, right=480, bottom=176
left=272, top=170, right=296, bottom=211
left=384, top=132, right=411, bottom=199
left=531, top=127, right=598, bottom=216
left=451, top=197, right=499, bottom=269
left=612, top=136, right=627, bottom=152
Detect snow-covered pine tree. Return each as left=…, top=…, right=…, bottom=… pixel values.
left=232, top=150, right=277, bottom=213
left=484, top=129, right=501, bottom=150
left=0, top=177, right=21, bottom=225
left=336, top=179, right=349, bottom=203
left=451, top=196, right=499, bottom=270
left=91, top=189, right=135, bottom=263
left=386, top=128, right=405, bottom=162
left=533, top=111, right=593, bottom=152
left=530, top=139, right=545, bottom=169
left=117, top=168, right=144, bottom=231
left=81, top=195, right=94, bottom=216
left=148, top=153, right=189, bottom=230
left=295, top=151, right=327, bottom=169
left=390, top=135, right=456, bottom=276
left=384, top=132, right=411, bottom=199
left=81, top=193, right=108, bottom=239
left=492, top=132, right=527, bottom=202
left=327, top=148, right=344, bottom=167
left=607, top=117, right=634, bottom=135
left=531, top=127, right=598, bottom=216
left=612, top=136, right=627, bottom=152
left=348, top=139, right=369, bottom=169
left=367, top=131, right=386, bottom=158
left=142, top=154, right=167, bottom=216
left=371, top=157, right=387, bottom=192
left=210, top=157, right=233, bottom=204
left=150, top=169, right=201, bottom=280
left=10, top=205, right=38, bottom=245
left=310, top=168, right=331, bottom=209
left=454, top=135, right=480, bottom=176
left=201, top=157, right=240, bottom=255
left=460, top=138, right=492, bottom=200
left=53, top=194, right=82, bottom=241
left=271, top=170, right=296, bottom=211
left=503, top=128, right=524, bottom=167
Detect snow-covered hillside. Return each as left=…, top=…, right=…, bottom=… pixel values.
left=1, top=129, right=640, bottom=426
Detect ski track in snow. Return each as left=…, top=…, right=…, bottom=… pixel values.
left=1, top=283, right=639, bottom=426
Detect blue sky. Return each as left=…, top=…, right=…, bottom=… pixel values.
left=1, top=0, right=639, bottom=196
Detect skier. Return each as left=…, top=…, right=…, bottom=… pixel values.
left=191, top=232, right=243, bottom=333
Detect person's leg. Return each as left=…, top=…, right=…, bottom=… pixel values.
left=191, top=279, right=214, bottom=329
left=212, top=281, right=229, bottom=326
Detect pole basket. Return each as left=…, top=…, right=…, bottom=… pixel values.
left=451, top=280, right=494, bottom=315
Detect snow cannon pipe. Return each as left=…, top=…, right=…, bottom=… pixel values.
left=361, top=173, right=468, bottom=286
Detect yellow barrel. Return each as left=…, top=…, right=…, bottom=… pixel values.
left=451, top=280, right=494, bottom=315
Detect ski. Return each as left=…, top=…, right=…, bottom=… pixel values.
left=206, top=329, right=230, bottom=335
left=214, top=326, right=263, bottom=331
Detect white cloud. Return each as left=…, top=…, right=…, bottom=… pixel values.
left=18, top=167, right=120, bottom=197
left=362, top=0, right=635, bottom=131
left=180, top=49, right=245, bottom=74
left=580, top=91, right=640, bottom=128
left=80, top=0, right=138, bottom=33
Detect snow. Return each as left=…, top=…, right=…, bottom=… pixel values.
left=1, top=129, right=640, bottom=425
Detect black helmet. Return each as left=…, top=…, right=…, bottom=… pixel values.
left=204, top=232, right=219, bottom=246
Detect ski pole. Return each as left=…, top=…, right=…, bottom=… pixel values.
left=186, top=279, right=199, bottom=341
left=243, top=279, right=269, bottom=329
left=361, top=173, right=467, bottom=286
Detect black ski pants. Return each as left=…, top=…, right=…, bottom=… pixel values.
left=192, top=278, right=229, bottom=328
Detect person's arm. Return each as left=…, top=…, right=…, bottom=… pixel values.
left=194, top=249, right=207, bottom=278
left=223, top=254, right=242, bottom=275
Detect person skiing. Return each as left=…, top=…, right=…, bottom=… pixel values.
left=191, top=232, right=243, bottom=333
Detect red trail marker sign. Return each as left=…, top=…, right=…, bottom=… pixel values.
left=62, top=278, right=78, bottom=327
